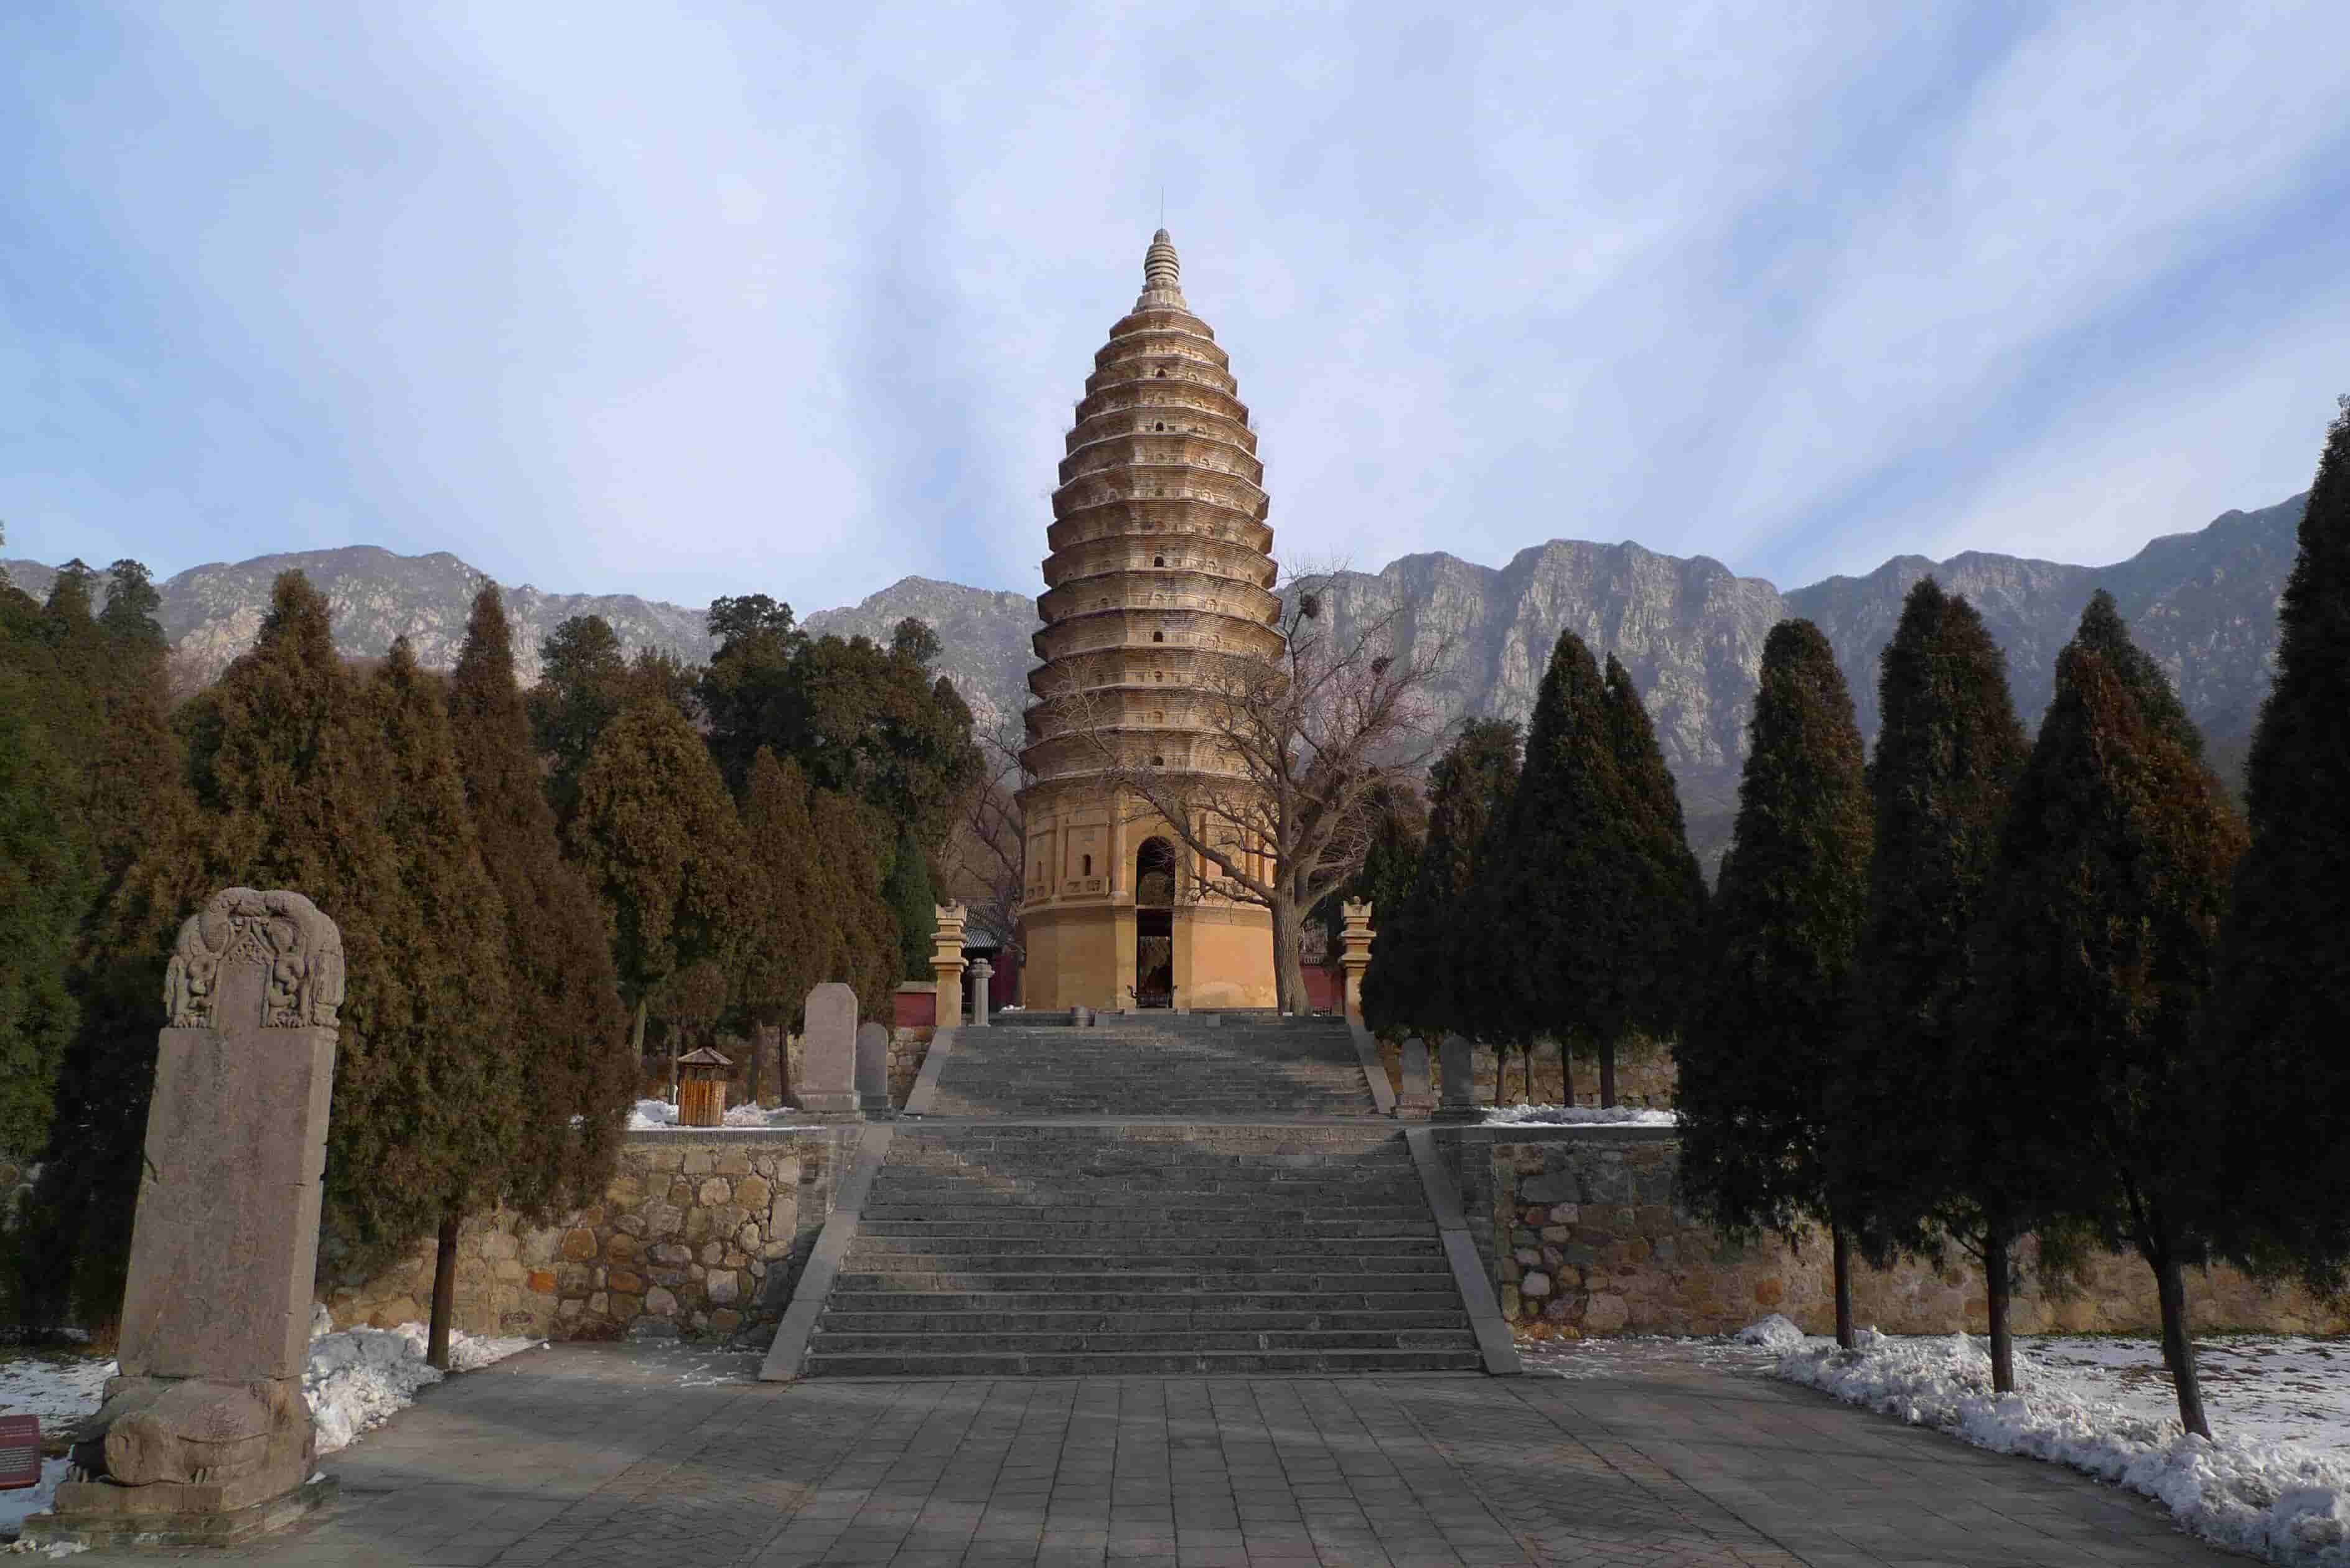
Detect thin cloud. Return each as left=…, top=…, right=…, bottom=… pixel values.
left=2, top=2, right=2343, bottom=612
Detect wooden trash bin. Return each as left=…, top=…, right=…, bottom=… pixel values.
left=676, top=1046, right=734, bottom=1128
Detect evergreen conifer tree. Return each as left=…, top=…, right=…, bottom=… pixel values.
left=810, top=788, right=904, bottom=1024
left=2219, top=396, right=2350, bottom=1297
left=1594, top=654, right=1706, bottom=1104
left=174, top=576, right=518, bottom=1348
left=1840, top=578, right=2031, bottom=1389
left=1972, top=592, right=2247, bottom=1434
left=0, top=625, right=84, bottom=1163
left=736, top=749, right=829, bottom=1093
left=566, top=697, right=753, bottom=1063
left=12, top=560, right=207, bottom=1327
left=1319, top=785, right=1423, bottom=1004
left=449, top=589, right=633, bottom=1225
left=1364, top=721, right=1517, bottom=1053
left=1484, top=631, right=1619, bottom=1103
left=365, top=638, right=520, bottom=1368
left=1678, top=620, right=1872, bottom=1345
left=883, top=824, right=941, bottom=981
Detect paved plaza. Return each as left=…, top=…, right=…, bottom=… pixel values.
left=62, top=1340, right=2245, bottom=1568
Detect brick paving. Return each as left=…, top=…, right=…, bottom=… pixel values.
left=58, top=1340, right=2247, bottom=1567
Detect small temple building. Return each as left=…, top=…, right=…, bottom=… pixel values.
left=1015, top=231, right=1283, bottom=1011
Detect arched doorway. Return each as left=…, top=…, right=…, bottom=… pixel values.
left=1135, top=837, right=1176, bottom=1008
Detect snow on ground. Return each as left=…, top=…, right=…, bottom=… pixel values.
left=1522, top=1326, right=2350, bottom=1565
left=625, top=1098, right=820, bottom=1131
left=1776, top=1330, right=2350, bottom=1567
left=1481, top=1103, right=1678, bottom=1126
left=1, top=1323, right=540, bottom=1538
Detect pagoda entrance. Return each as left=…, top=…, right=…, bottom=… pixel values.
left=1135, top=838, right=1176, bottom=1008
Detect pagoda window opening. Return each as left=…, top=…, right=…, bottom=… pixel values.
left=1153, top=630, right=1165, bottom=643
left=1154, top=554, right=1165, bottom=566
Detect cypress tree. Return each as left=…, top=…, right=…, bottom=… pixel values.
left=566, top=697, right=753, bottom=1065
left=1321, top=785, right=1423, bottom=1019
left=1839, top=578, right=2031, bottom=1389
left=14, top=559, right=207, bottom=1328
left=365, top=639, right=520, bottom=1368
left=448, top=588, right=633, bottom=1225
left=1365, top=721, right=1518, bottom=1058
left=883, top=824, right=940, bottom=981
left=528, top=614, right=630, bottom=827
left=1972, top=592, right=2247, bottom=1435
left=737, top=749, right=830, bottom=1093
left=1485, top=632, right=1618, bottom=1104
left=1595, top=654, right=1706, bottom=1105
left=0, top=645, right=83, bottom=1163
left=1678, top=620, right=1873, bottom=1345
left=2220, top=396, right=2350, bottom=1296
left=810, top=788, right=904, bottom=1024
left=175, top=575, right=517, bottom=1342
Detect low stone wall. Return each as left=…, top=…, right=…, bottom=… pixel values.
left=1444, top=1126, right=2348, bottom=1340
left=1376, top=1037, right=1676, bottom=1108
left=319, top=1127, right=859, bottom=1343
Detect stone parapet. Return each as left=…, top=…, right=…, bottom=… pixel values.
left=319, top=1128, right=858, bottom=1343
left=1436, top=1126, right=2349, bottom=1341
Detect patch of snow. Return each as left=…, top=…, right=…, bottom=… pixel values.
left=625, top=1098, right=818, bottom=1131
left=1481, top=1103, right=1678, bottom=1126
left=0, top=1359, right=112, bottom=1424
left=304, top=1325, right=541, bottom=1454
left=1778, top=1332, right=2350, bottom=1567
left=0, top=1458, right=72, bottom=1540
left=1735, top=1314, right=1805, bottom=1351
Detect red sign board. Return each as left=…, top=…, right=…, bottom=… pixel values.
left=0, top=1414, right=39, bottom=1490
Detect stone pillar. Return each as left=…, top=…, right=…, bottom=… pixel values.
left=1435, top=1033, right=1479, bottom=1122
left=1397, top=1035, right=1435, bottom=1118
left=930, top=902, right=969, bottom=1025
left=795, top=982, right=859, bottom=1115
left=967, top=959, right=993, bottom=1029
left=1337, top=899, right=1375, bottom=1023
left=854, top=1021, right=891, bottom=1117
left=37, top=889, right=342, bottom=1547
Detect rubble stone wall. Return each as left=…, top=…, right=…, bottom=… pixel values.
left=319, top=1127, right=860, bottom=1343
left=1448, top=1127, right=2348, bottom=1340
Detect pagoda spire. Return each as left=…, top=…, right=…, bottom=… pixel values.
left=1137, top=228, right=1187, bottom=310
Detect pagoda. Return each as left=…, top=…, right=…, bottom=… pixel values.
left=1016, top=231, right=1282, bottom=1011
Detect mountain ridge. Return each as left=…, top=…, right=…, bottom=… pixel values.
left=6, top=492, right=2302, bottom=866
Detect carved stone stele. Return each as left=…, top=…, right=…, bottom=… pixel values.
left=796, top=982, right=861, bottom=1116
left=30, top=887, right=341, bottom=1547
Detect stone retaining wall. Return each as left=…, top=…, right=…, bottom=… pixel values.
left=319, top=1127, right=860, bottom=1343
left=1445, top=1126, right=2348, bottom=1340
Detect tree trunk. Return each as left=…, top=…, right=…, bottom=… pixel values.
left=1985, top=1221, right=2015, bottom=1393
left=2153, top=1249, right=2212, bottom=1438
left=427, top=1210, right=461, bottom=1371
left=1599, top=1037, right=1619, bottom=1108
left=1832, top=1225, right=1855, bottom=1350
left=1271, top=898, right=1308, bottom=1015
left=1559, top=1038, right=1575, bottom=1108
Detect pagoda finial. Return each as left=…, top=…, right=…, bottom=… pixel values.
left=1138, top=228, right=1187, bottom=309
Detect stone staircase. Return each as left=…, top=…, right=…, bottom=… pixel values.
left=803, top=1123, right=1481, bottom=1376
left=919, top=1015, right=1375, bottom=1118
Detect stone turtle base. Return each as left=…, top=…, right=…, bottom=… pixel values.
left=23, top=1477, right=337, bottom=1549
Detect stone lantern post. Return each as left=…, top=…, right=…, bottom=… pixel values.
left=1337, top=900, right=1375, bottom=1022
left=967, top=958, right=993, bottom=1028
left=930, top=903, right=969, bottom=1026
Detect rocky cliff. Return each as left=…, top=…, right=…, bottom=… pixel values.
left=4, top=492, right=2301, bottom=867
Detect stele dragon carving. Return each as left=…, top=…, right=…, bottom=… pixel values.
left=162, top=887, right=343, bottom=1032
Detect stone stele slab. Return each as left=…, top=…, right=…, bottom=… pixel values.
left=798, top=982, right=860, bottom=1113
left=855, top=1020, right=890, bottom=1114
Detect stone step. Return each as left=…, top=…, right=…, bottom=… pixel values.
left=832, top=1269, right=1451, bottom=1294
left=817, top=1308, right=1471, bottom=1334
left=802, top=1348, right=1486, bottom=1377
left=838, top=1253, right=1453, bottom=1277
left=854, top=1211, right=1439, bottom=1235
left=854, top=1219, right=1437, bottom=1242
left=845, top=1234, right=1438, bottom=1259
left=823, top=1289, right=1464, bottom=1314
left=810, top=1328, right=1478, bottom=1355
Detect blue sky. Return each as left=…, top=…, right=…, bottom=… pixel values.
left=4, top=2, right=2347, bottom=613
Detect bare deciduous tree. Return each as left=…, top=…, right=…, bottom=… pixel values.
left=944, top=717, right=1029, bottom=969
left=1039, top=566, right=1450, bottom=1012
